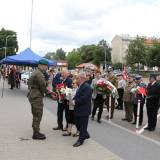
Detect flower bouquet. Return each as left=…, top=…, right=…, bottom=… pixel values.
left=65, top=87, right=73, bottom=101
left=95, top=78, right=118, bottom=98
left=131, top=86, right=146, bottom=97
left=56, top=83, right=66, bottom=103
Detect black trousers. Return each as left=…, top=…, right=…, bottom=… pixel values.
left=117, top=88, right=124, bottom=109
left=146, top=99, right=159, bottom=129
left=75, top=116, right=90, bottom=142
left=92, top=94, right=104, bottom=120
left=133, top=103, right=144, bottom=124
left=57, top=100, right=69, bottom=129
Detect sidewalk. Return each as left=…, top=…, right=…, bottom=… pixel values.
left=0, top=81, right=121, bottom=160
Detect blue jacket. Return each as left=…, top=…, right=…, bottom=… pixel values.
left=52, top=72, right=62, bottom=86
left=63, top=77, right=73, bottom=89
left=74, top=82, right=92, bottom=117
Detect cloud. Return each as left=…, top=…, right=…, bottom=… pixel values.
left=0, top=0, right=160, bottom=55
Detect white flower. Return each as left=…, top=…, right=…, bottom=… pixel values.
left=65, top=87, right=73, bottom=100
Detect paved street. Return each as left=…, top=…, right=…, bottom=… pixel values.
left=0, top=80, right=121, bottom=160
left=1, top=80, right=160, bottom=160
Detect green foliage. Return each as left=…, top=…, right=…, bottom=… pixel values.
left=66, top=49, right=81, bottom=69
left=126, top=36, right=146, bottom=66
left=0, top=28, right=18, bottom=60
left=44, top=48, right=66, bottom=60
left=80, top=45, right=95, bottom=62
left=146, top=43, right=160, bottom=67
left=113, top=62, right=123, bottom=70
left=44, top=39, right=111, bottom=69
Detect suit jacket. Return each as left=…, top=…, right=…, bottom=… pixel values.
left=74, top=82, right=92, bottom=117
left=147, top=82, right=160, bottom=101
left=52, top=72, right=61, bottom=86
left=63, top=77, right=73, bottom=89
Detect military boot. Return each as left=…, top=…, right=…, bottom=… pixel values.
left=32, top=131, right=46, bottom=140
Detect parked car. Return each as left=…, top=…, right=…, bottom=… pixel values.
left=21, top=72, right=32, bottom=83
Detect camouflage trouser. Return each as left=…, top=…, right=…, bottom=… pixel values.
left=124, top=101, right=133, bottom=121
left=30, top=100, right=43, bottom=132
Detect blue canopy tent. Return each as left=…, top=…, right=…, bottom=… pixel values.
left=0, top=48, right=56, bottom=66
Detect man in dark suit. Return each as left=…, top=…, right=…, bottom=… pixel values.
left=73, top=72, right=92, bottom=147
left=145, top=74, right=160, bottom=131
left=53, top=70, right=72, bottom=131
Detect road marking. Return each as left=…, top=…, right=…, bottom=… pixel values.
left=136, top=113, right=160, bottom=134
left=101, top=118, right=160, bottom=146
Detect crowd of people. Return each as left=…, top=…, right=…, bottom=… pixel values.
left=1, top=60, right=160, bottom=147
left=0, top=66, right=21, bottom=89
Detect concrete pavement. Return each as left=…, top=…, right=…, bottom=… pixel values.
left=0, top=80, right=121, bottom=160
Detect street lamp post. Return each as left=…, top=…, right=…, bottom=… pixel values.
left=104, top=46, right=107, bottom=71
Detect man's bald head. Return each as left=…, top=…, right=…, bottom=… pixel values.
left=76, top=72, right=87, bottom=86
left=61, top=70, right=69, bottom=79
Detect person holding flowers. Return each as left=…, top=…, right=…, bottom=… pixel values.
left=91, top=71, right=106, bottom=123
left=106, top=69, right=118, bottom=119
left=53, top=70, right=72, bottom=131
left=62, top=80, right=79, bottom=136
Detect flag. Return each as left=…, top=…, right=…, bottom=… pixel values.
left=137, top=87, right=146, bottom=97
left=122, top=66, right=127, bottom=80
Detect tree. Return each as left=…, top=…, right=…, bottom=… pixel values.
left=80, top=45, right=95, bottom=63
left=146, top=43, right=160, bottom=67
left=79, top=40, right=111, bottom=66
left=54, top=48, right=66, bottom=60
left=66, top=49, right=81, bottom=69
left=97, top=40, right=111, bottom=66
left=44, top=51, right=56, bottom=60
left=0, top=28, right=18, bottom=60
left=44, top=48, right=66, bottom=60
left=126, top=36, right=146, bottom=70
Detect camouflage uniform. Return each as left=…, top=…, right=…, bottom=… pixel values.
left=27, top=68, right=47, bottom=133
left=123, top=81, right=136, bottom=121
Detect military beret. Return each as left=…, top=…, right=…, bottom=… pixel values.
left=38, top=59, right=49, bottom=65
left=135, top=75, right=142, bottom=80
left=149, top=73, right=157, bottom=80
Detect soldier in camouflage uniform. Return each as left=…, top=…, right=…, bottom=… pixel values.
left=27, top=59, right=48, bottom=140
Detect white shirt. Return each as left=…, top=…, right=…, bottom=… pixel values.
left=118, top=79, right=126, bottom=89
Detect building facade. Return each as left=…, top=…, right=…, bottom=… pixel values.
left=111, top=35, right=160, bottom=64
left=111, top=35, right=134, bottom=64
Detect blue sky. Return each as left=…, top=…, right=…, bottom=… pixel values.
left=0, top=0, right=160, bottom=55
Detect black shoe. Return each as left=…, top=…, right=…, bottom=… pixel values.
left=73, top=141, right=83, bottom=147
left=53, top=126, right=63, bottom=130
left=144, top=127, right=155, bottom=131
left=144, top=127, right=149, bottom=130
left=148, top=128, right=155, bottom=131
left=85, top=135, right=90, bottom=139
left=32, top=132, right=46, bottom=140
left=62, top=132, right=71, bottom=136
left=127, top=120, right=132, bottom=122
left=122, top=118, right=128, bottom=121
left=97, top=120, right=101, bottom=123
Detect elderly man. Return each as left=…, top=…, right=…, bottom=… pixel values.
left=145, top=74, right=160, bottom=131
left=91, top=71, right=106, bottom=123
left=53, top=70, right=72, bottom=131
left=73, top=72, right=92, bottom=147
left=27, top=59, right=48, bottom=140
left=132, top=75, right=146, bottom=126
